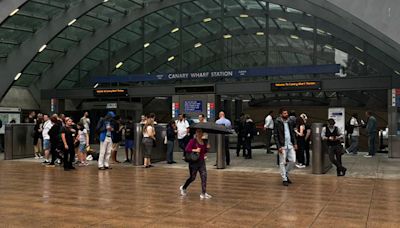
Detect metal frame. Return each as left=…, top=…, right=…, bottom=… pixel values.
left=0, top=0, right=28, bottom=25
left=0, top=0, right=399, bottom=102
left=0, top=0, right=106, bottom=100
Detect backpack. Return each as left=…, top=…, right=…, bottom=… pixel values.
left=345, top=119, right=354, bottom=134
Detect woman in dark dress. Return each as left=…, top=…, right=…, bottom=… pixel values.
left=61, top=117, right=76, bottom=171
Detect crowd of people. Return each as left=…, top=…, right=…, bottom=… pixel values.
left=25, top=107, right=378, bottom=193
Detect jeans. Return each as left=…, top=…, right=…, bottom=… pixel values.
left=368, top=133, right=377, bottom=156
left=328, top=145, right=344, bottom=171
left=265, top=129, right=273, bottom=153
left=244, top=137, right=252, bottom=158
left=278, top=146, right=296, bottom=181
left=64, top=145, right=75, bottom=169
left=236, top=135, right=244, bottom=156
left=167, top=140, right=174, bottom=162
left=178, top=138, right=187, bottom=157
left=347, top=135, right=359, bottom=154
left=98, top=136, right=112, bottom=168
left=183, top=160, right=207, bottom=194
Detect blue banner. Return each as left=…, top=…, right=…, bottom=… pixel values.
left=92, top=64, right=340, bottom=83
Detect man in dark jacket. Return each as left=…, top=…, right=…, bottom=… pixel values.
left=364, top=111, right=377, bottom=157
left=274, top=107, right=297, bottom=186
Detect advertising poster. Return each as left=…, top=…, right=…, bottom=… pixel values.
left=328, top=107, right=345, bottom=134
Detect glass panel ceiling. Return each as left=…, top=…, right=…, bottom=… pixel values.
left=0, top=0, right=391, bottom=88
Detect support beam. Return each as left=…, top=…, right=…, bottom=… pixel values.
left=0, top=0, right=28, bottom=25
left=0, top=0, right=105, bottom=100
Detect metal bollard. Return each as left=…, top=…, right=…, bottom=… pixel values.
left=134, top=123, right=144, bottom=166
left=216, top=134, right=226, bottom=169
left=312, top=123, right=332, bottom=174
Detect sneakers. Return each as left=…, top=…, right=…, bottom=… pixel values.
left=42, top=160, right=50, bottom=164
left=295, top=163, right=306, bottom=168
left=200, top=193, right=212, bottom=199
left=179, top=186, right=187, bottom=196
left=282, top=181, right=289, bottom=186
left=364, top=154, right=373, bottom=158
left=345, top=149, right=350, bottom=154
left=34, top=155, right=40, bottom=159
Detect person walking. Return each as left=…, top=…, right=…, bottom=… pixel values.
left=264, top=111, right=274, bottom=154
left=166, top=120, right=177, bottom=164
left=216, top=111, right=232, bottom=166
left=321, top=119, right=347, bottom=176
left=364, top=111, right=377, bottom=157
left=96, top=112, right=115, bottom=170
left=180, top=129, right=212, bottom=199
left=274, top=107, right=298, bottom=186
left=346, top=113, right=361, bottom=155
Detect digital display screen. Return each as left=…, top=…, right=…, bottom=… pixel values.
left=184, top=100, right=202, bottom=113
left=93, top=89, right=128, bottom=97
left=271, top=81, right=321, bottom=92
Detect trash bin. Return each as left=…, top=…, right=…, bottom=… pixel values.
left=216, top=134, right=226, bottom=169
left=311, top=123, right=332, bottom=174
left=4, top=123, right=35, bottom=160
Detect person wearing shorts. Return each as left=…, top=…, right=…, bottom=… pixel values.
left=77, top=122, right=89, bottom=166
left=124, top=116, right=135, bottom=163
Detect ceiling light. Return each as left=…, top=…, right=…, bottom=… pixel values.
left=324, top=45, right=333, bottom=50
left=395, top=70, right=400, bottom=75
left=194, top=43, right=202, bottom=48
left=317, top=29, right=325, bottom=34
left=223, top=34, right=232, bottom=39
left=239, top=14, right=249, bottom=18
left=171, top=27, right=179, bottom=33
left=355, top=46, right=364, bottom=52
left=38, top=44, right=47, bottom=53
left=9, top=9, right=19, bottom=16
left=115, top=62, right=123, bottom=69
left=359, top=61, right=365, bottom=65
left=203, top=18, right=212, bottom=23
left=277, top=17, right=287, bottom=22
left=14, top=73, right=22, bottom=81
left=144, top=43, right=150, bottom=48
left=300, top=26, right=313, bottom=32
left=290, top=35, right=299, bottom=39
left=168, top=56, right=175, bottom=62
left=93, top=83, right=99, bottom=88
left=256, top=32, right=264, bottom=36
left=67, top=19, right=77, bottom=26
left=103, top=0, right=109, bottom=2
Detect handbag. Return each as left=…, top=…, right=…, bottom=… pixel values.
left=185, top=152, right=200, bottom=163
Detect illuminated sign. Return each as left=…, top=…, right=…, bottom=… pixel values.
left=271, top=81, right=321, bottom=91
left=93, top=89, right=128, bottom=97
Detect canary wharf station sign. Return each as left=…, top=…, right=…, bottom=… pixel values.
left=92, top=64, right=340, bottom=84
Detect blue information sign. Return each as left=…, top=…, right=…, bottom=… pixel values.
left=184, top=101, right=202, bottom=113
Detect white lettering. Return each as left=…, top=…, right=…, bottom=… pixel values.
left=168, top=73, right=189, bottom=79
left=211, top=71, right=233, bottom=77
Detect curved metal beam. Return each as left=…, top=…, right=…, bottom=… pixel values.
left=36, top=0, right=400, bottom=92
left=0, top=0, right=105, bottom=99
left=0, top=0, right=28, bottom=25
left=34, top=0, right=192, bottom=92
left=85, top=8, right=387, bottom=83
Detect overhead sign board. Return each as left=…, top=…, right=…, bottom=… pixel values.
left=92, top=64, right=340, bottom=84
left=93, top=89, right=128, bottom=97
left=271, top=81, right=321, bottom=92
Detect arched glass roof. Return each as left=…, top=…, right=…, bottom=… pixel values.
left=0, top=0, right=398, bottom=94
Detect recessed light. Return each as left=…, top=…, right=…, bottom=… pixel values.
left=14, top=73, right=22, bottom=81
left=115, top=62, right=123, bottom=69
left=68, top=19, right=77, bottom=26
left=9, top=9, right=19, bottom=16
left=38, top=44, right=47, bottom=53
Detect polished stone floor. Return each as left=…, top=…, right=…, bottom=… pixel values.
left=1, top=156, right=400, bottom=227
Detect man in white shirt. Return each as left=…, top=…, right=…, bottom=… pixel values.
left=346, top=113, right=361, bottom=155
left=176, top=114, right=189, bottom=159
left=42, top=114, right=53, bottom=164
left=264, top=111, right=274, bottom=154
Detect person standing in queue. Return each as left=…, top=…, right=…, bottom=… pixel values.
left=61, top=117, right=76, bottom=171
left=243, top=114, right=257, bottom=159
left=274, top=107, right=298, bottom=186
left=176, top=114, right=190, bottom=160
left=264, top=111, right=274, bottom=154
left=46, top=115, right=62, bottom=168
left=142, top=116, right=156, bottom=168
left=300, top=114, right=312, bottom=167
left=321, top=119, right=347, bottom=176
left=180, top=128, right=212, bottom=199
left=216, top=111, right=232, bottom=166
left=234, top=113, right=245, bottom=157
left=123, top=116, right=135, bottom=163
left=166, top=120, right=177, bottom=164
left=364, top=111, right=377, bottom=158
